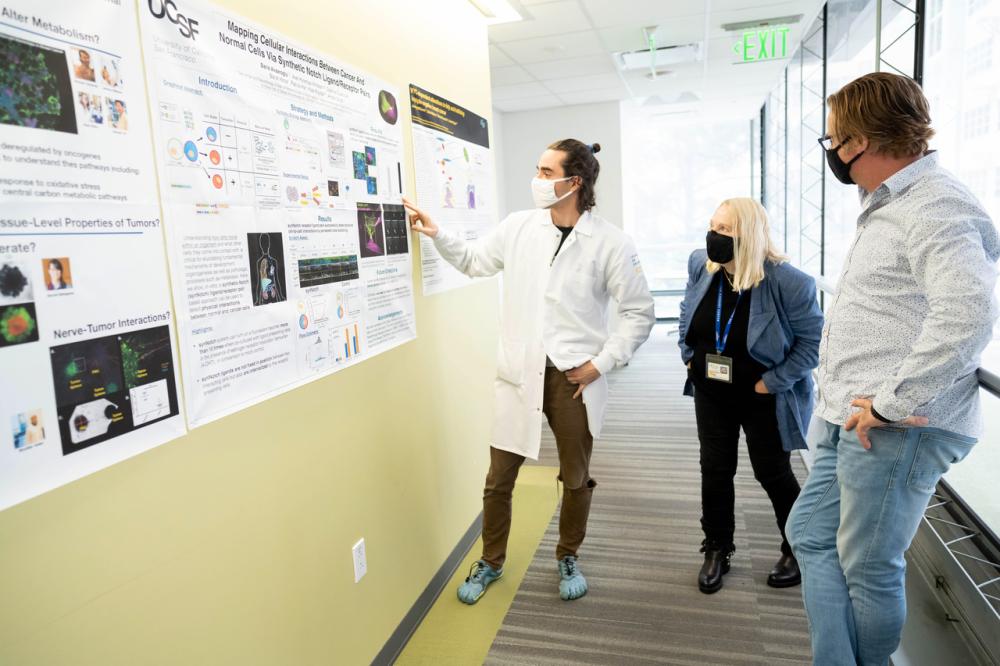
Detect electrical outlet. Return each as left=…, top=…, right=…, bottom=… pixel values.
left=352, top=538, right=367, bottom=583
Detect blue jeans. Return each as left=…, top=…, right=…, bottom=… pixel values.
left=786, top=419, right=975, bottom=666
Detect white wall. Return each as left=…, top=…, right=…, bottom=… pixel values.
left=495, top=101, right=623, bottom=228
left=491, top=109, right=507, bottom=221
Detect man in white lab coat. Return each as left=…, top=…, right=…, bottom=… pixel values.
left=405, top=139, right=655, bottom=603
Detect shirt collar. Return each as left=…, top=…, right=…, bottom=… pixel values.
left=860, top=150, right=938, bottom=202
left=540, top=209, right=594, bottom=236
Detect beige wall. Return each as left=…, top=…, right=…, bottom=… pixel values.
left=0, top=1, right=497, bottom=664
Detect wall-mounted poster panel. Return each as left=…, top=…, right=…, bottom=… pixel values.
left=0, top=0, right=185, bottom=510
left=409, top=85, right=497, bottom=295
left=139, top=0, right=417, bottom=427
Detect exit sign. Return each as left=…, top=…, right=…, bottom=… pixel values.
left=732, top=26, right=791, bottom=63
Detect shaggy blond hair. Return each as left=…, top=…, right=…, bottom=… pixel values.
left=828, top=72, right=933, bottom=158
left=706, top=198, right=787, bottom=291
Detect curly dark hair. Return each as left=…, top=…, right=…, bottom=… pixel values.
left=547, top=139, right=601, bottom=214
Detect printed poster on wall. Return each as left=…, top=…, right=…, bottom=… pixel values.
left=139, top=0, right=416, bottom=427
left=0, top=0, right=185, bottom=510
left=408, top=85, right=497, bottom=295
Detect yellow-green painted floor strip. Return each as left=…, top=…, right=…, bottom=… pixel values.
left=396, top=465, right=560, bottom=666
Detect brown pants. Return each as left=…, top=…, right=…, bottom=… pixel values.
left=481, top=366, right=597, bottom=569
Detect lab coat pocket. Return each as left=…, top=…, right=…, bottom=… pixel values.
left=564, top=270, right=602, bottom=310
left=496, top=339, right=526, bottom=386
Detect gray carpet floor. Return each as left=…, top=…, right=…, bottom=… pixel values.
left=485, top=325, right=813, bottom=665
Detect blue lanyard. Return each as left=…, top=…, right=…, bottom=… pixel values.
left=715, top=276, right=742, bottom=354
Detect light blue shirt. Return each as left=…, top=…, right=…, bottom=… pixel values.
left=816, top=152, right=1000, bottom=437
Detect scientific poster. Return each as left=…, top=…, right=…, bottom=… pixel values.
left=139, top=0, right=416, bottom=426
left=409, top=85, right=497, bottom=295
left=0, top=2, right=157, bottom=204
left=0, top=1, right=185, bottom=511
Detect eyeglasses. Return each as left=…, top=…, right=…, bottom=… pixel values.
left=818, top=135, right=851, bottom=151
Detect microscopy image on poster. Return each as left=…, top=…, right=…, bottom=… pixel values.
left=49, top=325, right=179, bottom=456
left=140, top=0, right=416, bottom=427
left=0, top=0, right=159, bottom=205
left=357, top=203, right=385, bottom=259
left=409, top=85, right=498, bottom=295
left=0, top=33, right=77, bottom=135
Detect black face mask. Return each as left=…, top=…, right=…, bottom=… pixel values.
left=824, top=143, right=865, bottom=185
left=706, top=230, right=735, bottom=264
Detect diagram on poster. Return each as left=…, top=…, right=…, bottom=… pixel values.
left=140, top=0, right=416, bottom=427
left=408, top=85, right=497, bottom=295
left=0, top=1, right=185, bottom=511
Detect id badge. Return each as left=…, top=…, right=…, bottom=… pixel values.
left=706, top=354, right=733, bottom=383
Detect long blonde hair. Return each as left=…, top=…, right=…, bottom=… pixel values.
left=706, top=198, right=787, bottom=291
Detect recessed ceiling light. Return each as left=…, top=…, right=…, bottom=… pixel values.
left=468, top=0, right=523, bottom=25
left=721, top=14, right=802, bottom=31
left=644, top=68, right=675, bottom=80
left=618, top=43, right=702, bottom=71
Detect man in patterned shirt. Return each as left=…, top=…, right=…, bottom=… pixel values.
left=786, top=72, right=999, bottom=665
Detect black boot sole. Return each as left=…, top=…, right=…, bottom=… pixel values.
left=766, top=575, right=801, bottom=589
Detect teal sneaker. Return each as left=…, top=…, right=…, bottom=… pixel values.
left=457, top=560, right=503, bottom=605
left=558, top=556, right=588, bottom=600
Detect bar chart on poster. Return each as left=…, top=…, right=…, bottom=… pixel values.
left=0, top=0, right=184, bottom=510
left=139, top=0, right=417, bottom=427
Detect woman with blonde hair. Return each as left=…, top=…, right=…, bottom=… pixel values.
left=677, top=198, right=823, bottom=594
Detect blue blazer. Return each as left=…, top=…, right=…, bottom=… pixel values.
left=678, top=249, right=824, bottom=451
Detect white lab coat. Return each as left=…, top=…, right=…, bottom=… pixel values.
left=433, top=208, right=655, bottom=459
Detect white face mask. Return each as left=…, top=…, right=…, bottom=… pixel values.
left=531, top=176, right=575, bottom=209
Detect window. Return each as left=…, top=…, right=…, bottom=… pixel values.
left=763, top=78, right=787, bottom=252
left=927, top=20, right=943, bottom=55
left=824, top=0, right=879, bottom=279
left=620, top=102, right=750, bottom=318
left=924, top=0, right=1000, bottom=534
left=963, top=105, right=991, bottom=139
left=966, top=40, right=994, bottom=75
left=927, top=0, right=944, bottom=55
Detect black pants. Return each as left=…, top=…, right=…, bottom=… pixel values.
left=693, top=386, right=801, bottom=556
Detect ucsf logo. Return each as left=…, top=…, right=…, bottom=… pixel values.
left=148, top=0, right=200, bottom=40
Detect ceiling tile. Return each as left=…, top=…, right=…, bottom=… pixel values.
left=489, top=44, right=515, bottom=67
left=491, top=65, right=537, bottom=86
left=522, top=53, right=617, bottom=80
left=492, top=81, right=552, bottom=100
left=494, top=95, right=566, bottom=112
left=581, top=0, right=703, bottom=29
left=597, top=18, right=707, bottom=53
left=542, top=73, right=627, bottom=94
left=498, top=29, right=607, bottom=64
left=487, top=0, right=825, bottom=117
left=557, top=88, right=630, bottom=105
left=488, top=1, right=594, bottom=43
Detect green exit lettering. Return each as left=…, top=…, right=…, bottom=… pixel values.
left=733, top=26, right=791, bottom=62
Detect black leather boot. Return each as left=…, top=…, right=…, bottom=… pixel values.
left=698, top=540, right=734, bottom=594
left=767, top=553, right=801, bottom=588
